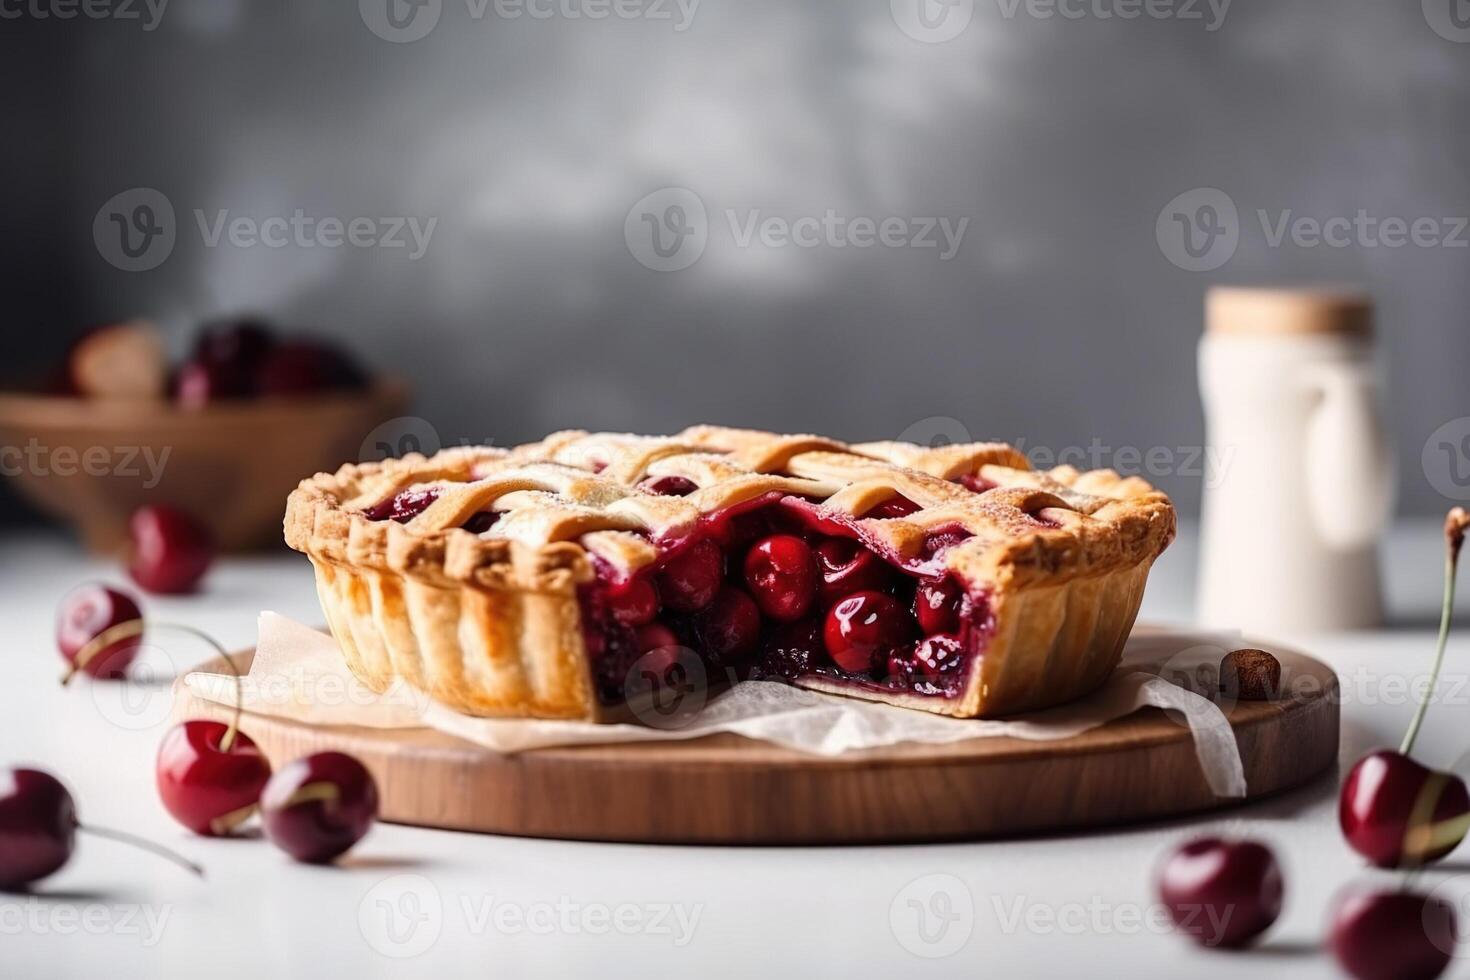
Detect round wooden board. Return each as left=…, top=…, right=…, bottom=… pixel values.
left=172, top=632, right=1340, bottom=845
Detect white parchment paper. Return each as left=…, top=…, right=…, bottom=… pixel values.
left=185, top=613, right=1248, bottom=797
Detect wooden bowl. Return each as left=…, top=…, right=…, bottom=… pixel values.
left=0, top=382, right=409, bottom=552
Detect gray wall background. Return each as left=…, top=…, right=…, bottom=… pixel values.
left=4, top=0, right=1468, bottom=521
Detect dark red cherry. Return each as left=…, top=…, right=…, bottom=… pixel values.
left=363, top=487, right=442, bottom=523
left=0, top=769, right=76, bottom=891
left=913, top=635, right=965, bottom=678
left=957, top=473, right=996, bottom=494
left=255, top=340, right=367, bottom=396
left=635, top=622, right=680, bottom=655
left=156, top=721, right=272, bottom=837
left=174, top=358, right=248, bottom=408
left=194, top=318, right=275, bottom=376
left=1339, top=750, right=1470, bottom=868
left=127, top=505, right=215, bottom=595
left=823, top=591, right=915, bottom=674
left=1157, top=837, right=1282, bottom=948
left=1329, top=889, right=1456, bottom=980
left=56, top=584, right=143, bottom=679
left=461, top=511, right=501, bottom=534
left=914, top=578, right=964, bottom=635
left=260, top=752, right=378, bottom=864
left=814, top=539, right=896, bottom=606
left=743, top=535, right=818, bottom=622
left=695, top=587, right=761, bottom=663
left=607, top=578, right=659, bottom=627
left=760, top=618, right=822, bottom=680
left=640, top=475, right=697, bottom=497
left=656, top=538, right=723, bottom=613
left=868, top=496, right=921, bottom=519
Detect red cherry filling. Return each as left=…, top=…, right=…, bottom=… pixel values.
left=823, top=591, right=914, bottom=674
left=608, top=579, right=660, bottom=627
left=640, top=475, right=697, bottom=497
left=695, top=587, right=761, bottom=663
left=362, top=487, right=442, bottom=523
left=743, top=535, right=818, bottom=622
left=868, top=495, right=921, bottom=519
left=656, top=538, right=724, bottom=613
left=957, top=473, right=997, bottom=493
left=814, top=539, right=896, bottom=605
left=914, top=578, right=963, bottom=635
left=461, top=511, right=502, bottom=534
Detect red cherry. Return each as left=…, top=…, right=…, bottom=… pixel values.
left=174, top=358, right=248, bottom=409
left=607, top=578, right=659, bottom=627
left=56, top=584, right=143, bottom=679
left=814, top=539, right=896, bottom=606
left=823, top=591, right=915, bottom=674
left=156, top=721, right=272, bottom=837
left=255, top=340, right=367, bottom=396
left=193, top=318, right=275, bottom=376
left=1157, top=837, right=1282, bottom=948
left=913, top=635, right=965, bottom=678
left=640, top=475, right=697, bottom=497
left=656, top=538, right=723, bottom=613
left=695, top=587, right=762, bottom=663
left=363, top=487, right=442, bottom=523
left=1339, top=750, right=1470, bottom=868
left=127, top=505, right=215, bottom=595
left=0, top=769, right=76, bottom=890
left=635, top=622, right=680, bottom=655
left=868, top=496, right=921, bottom=519
left=743, top=535, right=818, bottom=622
left=1329, top=889, right=1456, bottom=980
left=261, top=752, right=378, bottom=864
left=914, top=578, right=964, bottom=636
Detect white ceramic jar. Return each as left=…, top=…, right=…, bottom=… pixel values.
left=1197, top=287, right=1394, bottom=632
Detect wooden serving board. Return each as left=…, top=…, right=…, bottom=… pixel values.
left=171, top=634, right=1339, bottom=845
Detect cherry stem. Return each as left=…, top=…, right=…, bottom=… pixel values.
left=78, top=823, right=204, bottom=879
left=1401, top=508, right=1470, bottom=757
left=62, top=620, right=246, bottom=752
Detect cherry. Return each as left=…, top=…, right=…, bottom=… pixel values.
left=913, top=635, right=965, bottom=678
left=958, top=473, right=996, bottom=494
left=607, top=578, right=659, bottom=628
left=814, top=538, right=896, bottom=606
left=635, top=622, right=680, bottom=655
left=255, top=340, right=368, bottom=396
left=656, top=537, right=723, bottom=613
left=823, top=591, right=915, bottom=674
left=461, top=511, right=502, bottom=534
left=759, top=618, right=822, bottom=680
left=868, top=496, right=921, bottom=519
left=1157, top=837, right=1282, bottom=948
left=640, top=475, right=697, bottom=497
left=363, top=487, right=442, bottom=523
left=1339, top=508, right=1470, bottom=869
left=1340, top=751, right=1470, bottom=868
left=743, top=535, right=818, bottom=622
left=56, top=584, right=142, bottom=680
left=261, top=752, right=378, bottom=864
left=914, top=578, right=964, bottom=635
left=1329, top=889, right=1456, bottom=980
left=127, top=505, right=215, bottom=595
left=157, top=721, right=271, bottom=837
left=174, top=358, right=248, bottom=408
left=695, top=586, right=762, bottom=663
left=194, top=317, right=275, bottom=377
left=1, top=767, right=201, bottom=891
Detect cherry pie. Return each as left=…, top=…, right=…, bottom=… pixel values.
left=284, top=426, right=1175, bottom=720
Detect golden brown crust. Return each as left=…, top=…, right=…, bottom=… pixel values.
left=285, top=425, right=1176, bottom=721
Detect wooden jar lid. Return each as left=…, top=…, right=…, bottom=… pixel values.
left=1206, top=286, right=1374, bottom=337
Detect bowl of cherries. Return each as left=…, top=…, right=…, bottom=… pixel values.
left=0, top=317, right=407, bottom=552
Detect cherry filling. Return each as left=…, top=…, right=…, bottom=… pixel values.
left=578, top=495, right=992, bottom=705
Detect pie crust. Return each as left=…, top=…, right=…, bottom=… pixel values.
left=285, top=426, right=1175, bottom=721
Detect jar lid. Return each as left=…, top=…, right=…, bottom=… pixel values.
left=1206, top=286, right=1374, bottom=337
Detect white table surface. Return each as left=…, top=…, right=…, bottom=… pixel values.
left=5, top=522, right=1470, bottom=980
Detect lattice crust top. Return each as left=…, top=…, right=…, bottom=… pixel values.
left=285, top=425, right=1175, bottom=593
